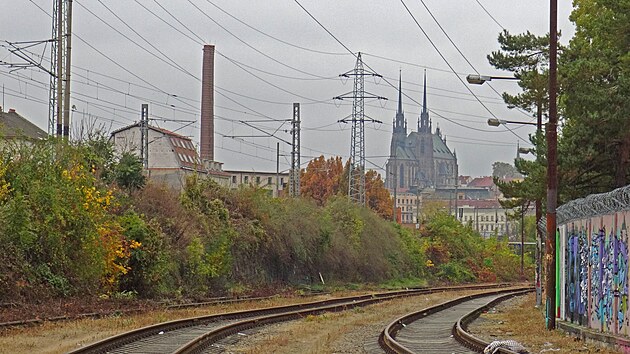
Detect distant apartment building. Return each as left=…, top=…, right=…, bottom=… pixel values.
left=224, top=170, right=290, bottom=197
left=455, top=199, right=513, bottom=238
left=110, top=122, right=230, bottom=189
left=393, top=174, right=520, bottom=239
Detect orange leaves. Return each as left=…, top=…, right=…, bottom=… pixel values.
left=300, top=155, right=344, bottom=205
left=301, top=156, right=393, bottom=219
left=365, top=170, right=393, bottom=219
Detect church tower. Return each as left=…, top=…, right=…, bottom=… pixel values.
left=390, top=71, right=406, bottom=157
left=411, top=70, right=435, bottom=188
left=418, top=70, right=431, bottom=134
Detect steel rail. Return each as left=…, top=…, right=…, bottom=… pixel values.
left=70, top=283, right=512, bottom=353
left=379, top=286, right=532, bottom=353
left=454, top=289, right=532, bottom=353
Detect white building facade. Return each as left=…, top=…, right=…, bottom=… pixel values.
left=110, top=123, right=230, bottom=189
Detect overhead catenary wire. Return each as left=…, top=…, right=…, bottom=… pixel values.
left=473, top=0, right=506, bottom=30
left=398, top=0, right=530, bottom=143
left=17, top=0, right=529, bottom=174
left=415, top=0, right=535, bottom=123
left=20, top=0, right=308, bottom=162
left=186, top=0, right=330, bottom=80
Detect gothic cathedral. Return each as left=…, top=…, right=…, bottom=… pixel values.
left=385, top=72, right=458, bottom=191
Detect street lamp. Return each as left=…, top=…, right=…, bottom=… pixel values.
left=466, top=74, right=519, bottom=85
left=518, top=147, right=534, bottom=155
left=487, top=118, right=538, bottom=127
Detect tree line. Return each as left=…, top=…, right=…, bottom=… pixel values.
left=490, top=0, right=629, bottom=208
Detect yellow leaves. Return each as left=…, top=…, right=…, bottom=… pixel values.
left=426, top=259, right=435, bottom=268
left=97, top=221, right=142, bottom=292
left=0, top=161, right=11, bottom=202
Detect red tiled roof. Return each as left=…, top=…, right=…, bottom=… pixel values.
left=468, top=176, right=495, bottom=188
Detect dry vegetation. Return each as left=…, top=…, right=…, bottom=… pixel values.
left=468, top=293, right=620, bottom=354
left=0, top=293, right=342, bottom=354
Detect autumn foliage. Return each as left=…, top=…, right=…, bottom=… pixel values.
left=300, top=155, right=392, bottom=219
left=0, top=137, right=524, bottom=302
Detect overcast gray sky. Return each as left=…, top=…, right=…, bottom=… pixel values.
left=0, top=0, right=575, bottom=177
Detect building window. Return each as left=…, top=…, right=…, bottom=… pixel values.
left=268, top=177, right=272, bottom=185
left=232, top=176, right=237, bottom=183
left=280, top=177, right=284, bottom=186
left=256, top=176, right=261, bottom=184
left=244, top=176, right=249, bottom=184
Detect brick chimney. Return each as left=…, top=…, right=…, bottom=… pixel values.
left=200, top=44, right=215, bottom=161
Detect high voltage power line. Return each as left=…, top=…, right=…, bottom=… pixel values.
left=15, top=0, right=534, bottom=174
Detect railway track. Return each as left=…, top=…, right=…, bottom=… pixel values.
left=70, top=283, right=513, bottom=354
left=380, top=287, right=532, bottom=353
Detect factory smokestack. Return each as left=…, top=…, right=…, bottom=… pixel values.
left=200, top=44, right=214, bottom=161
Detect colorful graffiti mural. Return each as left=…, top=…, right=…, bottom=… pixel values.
left=616, top=218, right=629, bottom=335
left=561, top=213, right=630, bottom=336
left=565, top=222, right=588, bottom=325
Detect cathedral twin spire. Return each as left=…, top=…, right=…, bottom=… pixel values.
left=418, top=70, right=431, bottom=133
left=394, top=70, right=431, bottom=135
left=394, top=70, right=406, bottom=135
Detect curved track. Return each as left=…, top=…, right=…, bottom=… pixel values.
left=380, top=287, right=532, bottom=353
left=70, top=284, right=512, bottom=354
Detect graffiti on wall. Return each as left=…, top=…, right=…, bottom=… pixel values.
left=579, top=225, right=589, bottom=323
left=601, top=224, right=614, bottom=332
left=567, top=215, right=630, bottom=335
left=566, top=222, right=589, bottom=325
left=558, top=186, right=630, bottom=337
left=590, top=226, right=603, bottom=330
left=615, top=218, right=629, bottom=335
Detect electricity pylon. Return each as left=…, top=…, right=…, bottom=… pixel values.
left=49, top=0, right=73, bottom=137
left=334, top=52, right=386, bottom=205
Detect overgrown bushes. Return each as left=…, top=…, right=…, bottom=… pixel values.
left=0, top=137, right=528, bottom=301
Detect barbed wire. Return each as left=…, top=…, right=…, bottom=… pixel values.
left=537, top=184, right=630, bottom=234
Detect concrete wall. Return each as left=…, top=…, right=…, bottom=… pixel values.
left=559, top=212, right=630, bottom=336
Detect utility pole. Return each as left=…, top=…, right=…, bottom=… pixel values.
left=49, top=0, right=72, bottom=137
left=276, top=142, right=280, bottom=198
left=393, top=155, right=397, bottom=222
left=140, top=104, right=149, bottom=170
left=289, top=103, right=300, bottom=198
left=454, top=183, right=459, bottom=221
left=521, top=201, right=525, bottom=278
left=535, top=116, right=543, bottom=308
left=546, top=0, right=559, bottom=330
left=334, top=52, right=386, bottom=205
left=62, top=0, right=73, bottom=137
